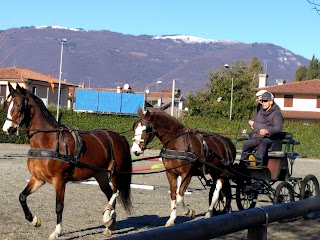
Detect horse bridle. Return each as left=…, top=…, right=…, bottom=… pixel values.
left=132, top=118, right=156, bottom=151
left=3, top=93, right=29, bottom=131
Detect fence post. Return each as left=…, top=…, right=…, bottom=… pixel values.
left=247, top=206, right=269, bottom=240
left=247, top=226, right=267, bottom=240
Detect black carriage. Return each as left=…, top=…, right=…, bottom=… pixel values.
left=210, top=131, right=320, bottom=219
left=132, top=108, right=319, bottom=225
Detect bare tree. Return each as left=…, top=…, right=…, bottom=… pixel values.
left=0, top=32, right=16, bottom=68
left=308, top=0, right=320, bottom=14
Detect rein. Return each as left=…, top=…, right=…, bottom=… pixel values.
left=131, top=155, right=162, bottom=162
left=119, top=160, right=192, bottom=175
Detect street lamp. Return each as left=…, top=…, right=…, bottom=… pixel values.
left=56, top=37, right=67, bottom=122
left=86, top=77, right=91, bottom=88
left=171, top=79, right=176, bottom=116
left=144, top=80, right=162, bottom=110
left=224, top=64, right=233, bottom=121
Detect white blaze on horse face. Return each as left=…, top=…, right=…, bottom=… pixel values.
left=2, top=100, right=14, bottom=133
left=131, top=123, right=146, bottom=155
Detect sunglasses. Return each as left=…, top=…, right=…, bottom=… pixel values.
left=261, top=100, right=269, bottom=103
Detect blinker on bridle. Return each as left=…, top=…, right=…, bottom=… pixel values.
left=4, top=93, right=29, bottom=130
left=132, top=118, right=155, bottom=151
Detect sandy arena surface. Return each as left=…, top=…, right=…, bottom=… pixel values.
left=0, top=144, right=319, bottom=239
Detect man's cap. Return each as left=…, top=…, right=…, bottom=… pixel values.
left=255, top=90, right=267, bottom=96
left=261, top=92, right=274, bottom=101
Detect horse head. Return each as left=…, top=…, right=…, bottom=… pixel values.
left=2, top=83, right=31, bottom=135
left=131, top=107, right=156, bottom=156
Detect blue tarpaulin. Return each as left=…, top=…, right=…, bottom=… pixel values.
left=75, top=89, right=144, bottom=115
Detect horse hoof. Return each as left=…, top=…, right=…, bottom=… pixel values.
left=109, top=219, right=117, bottom=231
left=165, top=221, right=174, bottom=227
left=31, top=215, right=41, bottom=227
left=186, top=209, right=196, bottom=218
left=48, top=231, right=59, bottom=240
left=205, top=211, right=213, bottom=218
left=103, top=228, right=112, bottom=237
left=48, top=234, right=57, bottom=240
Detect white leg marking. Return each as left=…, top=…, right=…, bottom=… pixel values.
left=103, top=191, right=119, bottom=224
left=165, top=199, right=177, bottom=226
left=176, top=194, right=188, bottom=214
left=49, top=223, right=63, bottom=240
left=31, top=215, right=41, bottom=227
left=177, top=193, right=195, bottom=218
left=205, top=179, right=223, bottom=218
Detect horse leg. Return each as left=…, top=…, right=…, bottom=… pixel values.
left=95, top=174, right=118, bottom=237
left=19, top=176, right=45, bottom=227
left=48, top=180, right=66, bottom=240
left=177, top=175, right=195, bottom=218
left=206, top=178, right=224, bottom=218
left=165, top=172, right=178, bottom=227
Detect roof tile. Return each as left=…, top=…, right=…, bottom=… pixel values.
left=0, top=67, right=76, bottom=86
left=258, top=79, right=320, bottom=94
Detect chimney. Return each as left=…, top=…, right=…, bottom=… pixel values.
left=258, top=74, right=267, bottom=88
left=81, top=82, right=86, bottom=88
left=276, top=79, right=286, bottom=85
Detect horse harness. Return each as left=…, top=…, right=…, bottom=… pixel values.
left=135, top=117, right=231, bottom=169
left=27, top=128, right=116, bottom=177
left=160, top=130, right=231, bottom=174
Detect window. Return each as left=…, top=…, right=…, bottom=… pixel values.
left=0, top=84, right=6, bottom=104
left=317, top=96, right=320, bottom=108
left=32, top=86, right=37, bottom=95
left=284, top=95, right=293, bottom=107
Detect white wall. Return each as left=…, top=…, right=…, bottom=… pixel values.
left=275, top=96, right=320, bottom=112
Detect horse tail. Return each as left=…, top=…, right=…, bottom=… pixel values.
left=114, top=134, right=133, bottom=215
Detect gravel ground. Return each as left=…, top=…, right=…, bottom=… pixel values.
left=0, top=144, right=319, bottom=240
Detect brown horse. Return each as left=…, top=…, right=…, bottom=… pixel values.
left=131, top=107, right=236, bottom=226
left=2, top=83, right=132, bottom=239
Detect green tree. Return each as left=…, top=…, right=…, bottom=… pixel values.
left=185, top=58, right=262, bottom=120
left=295, top=66, right=308, bottom=81
left=305, top=55, right=319, bottom=80
left=248, top=56, right=263, bottom=83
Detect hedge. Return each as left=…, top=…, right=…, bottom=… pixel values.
left=0, top=108, right=319, bottom=159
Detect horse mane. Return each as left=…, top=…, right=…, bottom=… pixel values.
left=27, top=90, right=62, bottom=128
left=153, top=111, right=185, bottom=131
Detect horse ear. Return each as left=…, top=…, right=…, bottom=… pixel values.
left=16, top=84, right=26, bottom=95
left=16, top=83, right=23, bottom=93
left=138, top=106, right=143, bottom=117
left=8, top=82, right=15, bottom=94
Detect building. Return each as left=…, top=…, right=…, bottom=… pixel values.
left=257, top=75, right=320, bottom=123
left=145, top=89, right=185, bottom=117
left=0, top=67, right=77, bottom=108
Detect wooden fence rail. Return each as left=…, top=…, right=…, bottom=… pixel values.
left=114, top=197, right=320, bottom=240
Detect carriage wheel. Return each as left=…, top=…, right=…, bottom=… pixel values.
left=299, top=174, right=320, bottom=220
left=235, top=179, right=258, bottom=211
left=273, top=181, right=295, bottom=223
left=273, top=181, right=295, bottom=204
left=208, top=183, right=232, bottom=215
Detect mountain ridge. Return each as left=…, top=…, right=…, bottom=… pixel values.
left=0, top=26, right=309, bottom=95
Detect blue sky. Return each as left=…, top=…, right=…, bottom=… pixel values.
left=1, top=0, right=319, bottom=60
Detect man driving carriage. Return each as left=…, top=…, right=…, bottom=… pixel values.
left=240, top=91, right=283, bottom=166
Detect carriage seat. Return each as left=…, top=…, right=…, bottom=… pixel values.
left=235, top=132, right=300, bottom=181
left=236, top=131, right=299, bottom=156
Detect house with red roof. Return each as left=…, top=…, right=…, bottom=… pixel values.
left=0, top=67, right=77, bottom=108
left=145, top=89, right=185, bottom=117
left=257, top=78, right=320, bottom=123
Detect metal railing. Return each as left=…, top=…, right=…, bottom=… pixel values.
left=113, top=197, right=320, bottom=240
